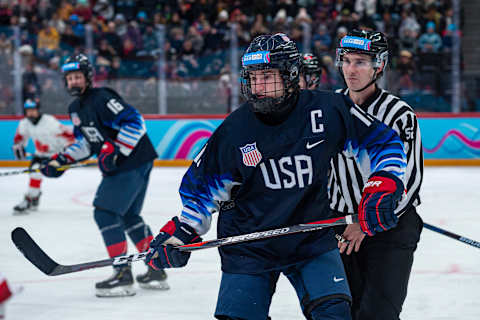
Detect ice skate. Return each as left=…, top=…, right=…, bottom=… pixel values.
left=13, top=195, right=32, bottom=215
left=95, top=265, right=136, bottom=297
left=29, top=192, right=41, bottom=211
left=136, top=265, right=170, bottom=290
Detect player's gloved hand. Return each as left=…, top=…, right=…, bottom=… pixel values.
left=146, top=217, right=202, bottom=269
left=358, top=171, right=404, bottom=236
left=12, top=144, right=26, bottom=160
left=40, top=153, right=72, bottom=178
left=98, top=140, right=120, bottom=174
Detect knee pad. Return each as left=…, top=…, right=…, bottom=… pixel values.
left=306, top=296, right=351, bottom=320
left=122, top=213, right=143, bottom=229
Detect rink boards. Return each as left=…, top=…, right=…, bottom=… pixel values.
left=0, top=113, right=480, bottom=166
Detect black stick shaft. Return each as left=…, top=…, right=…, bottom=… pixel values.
left=178, top=215, right=357, bottom=251
left=0, top=162, right=96, bottom=177
left=423, top=222, right=480, bottom=249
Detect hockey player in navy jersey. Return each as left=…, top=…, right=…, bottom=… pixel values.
left=330, top=30, right=424, bottom=319
left=40, top=54, right=168, bottom=297
left=299, top=53, right=322, bottom=90
left=146, top=34, right=407, bottom=320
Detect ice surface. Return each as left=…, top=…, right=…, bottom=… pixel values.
left=0, top=167, right=479, bottom=319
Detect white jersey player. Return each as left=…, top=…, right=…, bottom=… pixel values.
left=0, top=272, right=22, bottom=319
left=12, top=99, right=74, bottom=214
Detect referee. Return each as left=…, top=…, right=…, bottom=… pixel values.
left=329, top=30, right=424, bottom=320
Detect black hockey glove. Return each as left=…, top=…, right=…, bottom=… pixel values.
left=40, top=153, right=73, bottom=178
left=358, top=171, right=404, bottom=236
left=12, top=144, right=26, bottom=160
left=146, top=217, right=202, bottom=269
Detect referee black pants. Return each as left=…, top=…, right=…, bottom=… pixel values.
left=336, top=207, right=423, bottom=320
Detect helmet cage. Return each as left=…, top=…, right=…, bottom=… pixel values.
left=240, top=34, right=300, bottom=115
left=23, top=98, right=41, bottom=123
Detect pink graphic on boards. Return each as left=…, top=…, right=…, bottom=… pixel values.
left=174, top=130, right=212, bottom=159
left=423, top=129, right=480, bottom=153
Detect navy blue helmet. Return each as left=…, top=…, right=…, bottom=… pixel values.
left=335, top=29, right=389, bottom=91
left=61, top=53, right=93, bottom=96
left=302, top=53, right=322, bottom=88
left=335, top=29, right=388, bottom=73
left=240, top=33, right=301, bottom=116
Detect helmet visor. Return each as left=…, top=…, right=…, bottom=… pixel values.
left=336, top=35, right=387, bottom=68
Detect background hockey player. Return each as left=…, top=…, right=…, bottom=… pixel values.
left=40, top=54, right=168, bottom=297
left=145, top=33, right=408, bottom=320
left=299, top=53, right=322, bottom=90
left=0, top=272, right=22, bottom=319
left=330, top=29, right=424, bottom=319
left=12, top=98, right=74, bottom=214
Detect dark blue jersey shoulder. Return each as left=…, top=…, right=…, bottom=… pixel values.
left=68, top=87, right=157, bottom=172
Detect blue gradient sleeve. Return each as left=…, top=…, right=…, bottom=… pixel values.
left=177, top=123, right=240, bottom=235
left=339, top=97, right=407, bottom=182
left=63, top=126, right=92, bottom=161
left=101, top=104, right=146, bottom=156
left=344, top=122, right=407, bottom=180
left=179, top=168, right=238, bottom=235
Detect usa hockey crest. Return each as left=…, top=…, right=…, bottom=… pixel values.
left=240, top=142, right=262, bottom=167
left=71, top=112, right=81, bottom=126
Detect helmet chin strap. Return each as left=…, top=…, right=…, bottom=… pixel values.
left=351, top=69, right=378, bottom=93
left=68, top=86, right=85, bottom=96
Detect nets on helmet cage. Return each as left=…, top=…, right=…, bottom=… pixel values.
left=240, top=33, right=301, bottom=115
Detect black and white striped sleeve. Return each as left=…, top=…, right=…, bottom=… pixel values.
left=389, top=107, right=423, bottom=214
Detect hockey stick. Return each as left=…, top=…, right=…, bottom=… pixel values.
left=423, top=222, right=480, bottom=249
left=11, top=215, right=357, bottom=276
left=0, top=162, right=97, bottom=177
left=177, top=215, right=357, bottom=251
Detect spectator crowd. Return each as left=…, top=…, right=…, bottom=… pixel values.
left=0, top=0, right=464, bottom=113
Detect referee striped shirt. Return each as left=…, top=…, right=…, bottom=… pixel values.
left=329, top=87, right=423, bottom=217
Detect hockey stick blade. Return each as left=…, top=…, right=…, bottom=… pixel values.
left=11, top=227, right=149, bottom=276
left=11, top=215, right=357, bottom=276
left=177, top=215, right=358, bottom=252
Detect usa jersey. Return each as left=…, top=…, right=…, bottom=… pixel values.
left=14, top=114, right=74, bottom=157
left=177, top=90, right=407, bottom=274
left=63, top=88, right=157, bottom=172
left=329, top=87, right=423, bottom=216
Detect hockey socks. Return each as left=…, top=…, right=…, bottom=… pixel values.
left=124, top=215, right=153, bottom=253
left=94, top=209, right=127, bottom=258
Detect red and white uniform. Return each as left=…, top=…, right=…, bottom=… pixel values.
left=13, top=115, right=74, bottom=199
left=0, top=272, right=23, bottom=319
left=0, top=273, right=12, bottom=305
left=13, top=114, right=74, bottom=157
left=0, top=273, right=12, bottom=318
